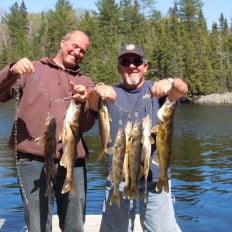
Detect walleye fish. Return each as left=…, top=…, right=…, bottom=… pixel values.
left=155, top=98, right=176, bottom=192
left=123, top=120, right=133, bottom=199
left=141, top=115, right=154, bottom=198
left=126, top=121, right=143, bottom=200
left=60, top=101, right=81, bottom=194
left=108, top=128, right=126, bottom=207
left=35, top=115, right=57, bottom=197
left=97, top=99, right=111, bottom=161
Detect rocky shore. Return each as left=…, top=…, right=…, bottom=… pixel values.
left=192, top=92, right=232, bottom=104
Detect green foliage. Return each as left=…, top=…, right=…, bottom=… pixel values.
left=2, top=1, right=29, bottom=61
left=1, top=0, right=232, bottom=95
left=44, top=0, right=79, bottom=56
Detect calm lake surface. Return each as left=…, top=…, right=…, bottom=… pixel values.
left=0, top=101, right=232, bottom=231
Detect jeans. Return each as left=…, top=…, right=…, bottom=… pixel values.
left=99, top=180, right=177, bottom=232
left=16, top=153, right=86, bottom=232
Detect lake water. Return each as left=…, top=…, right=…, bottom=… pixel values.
left=0, top=101, right=232, bottom=231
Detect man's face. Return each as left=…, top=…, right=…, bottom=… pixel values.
left=60, top=32, right=89, bottom=68
left=117, top=54, right=148, bottom=89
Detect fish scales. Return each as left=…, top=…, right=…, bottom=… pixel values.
left=110, top=128, right=126, bottom=207
left=127, top=121, right=143, bottom=200
left=35, top=115, right=57, bottom=197
left=141, top=115, right=154, bottom=198
left=123, top=121, right=133, bottom=199
left=155, top=98, right=176, bottom=192
left=60, top=101, right=81, bottom=194
left=97, top=99, right=111, bottom=161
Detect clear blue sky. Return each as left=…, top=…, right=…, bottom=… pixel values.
left=0, top=0, right=231, bottom=28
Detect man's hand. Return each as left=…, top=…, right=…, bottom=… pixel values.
left=151, top=79, right=173, bottom=98
left=151, top=78, right=188, bottom=101
left=95, top=84, right=117, bottom=102
left=10, top=57, right=35, bottom=75
left=69, top=82, right=89, bottom=103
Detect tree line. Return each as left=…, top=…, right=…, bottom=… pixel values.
left=0, top=0, right=231, bottom=97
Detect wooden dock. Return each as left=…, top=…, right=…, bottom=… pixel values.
left=52, top=215, right=182, bottom=232
left=52, top=214, right=142, bottom=232
left=0, top=215, right=181, bottom=231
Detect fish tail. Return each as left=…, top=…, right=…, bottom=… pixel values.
left=61, top=178, right=74, bottom=194
left=156, top=178, right=169, bottom=193
left=123, top=186, right=130, bottom=199
left=45, top=185, right=51, bottom=197
left=97, top=148, right=106, bottom=161
left=110, top=193, right=120, bottom=207
left=130, top=187, right=139, bottom=200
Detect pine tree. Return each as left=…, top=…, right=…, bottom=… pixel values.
left=91, top=0, right=121, bottom=84
left=2, top=1, right=29, bottom=60
left=44, top=0, right=79, bottom=56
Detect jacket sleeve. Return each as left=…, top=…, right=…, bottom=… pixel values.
left=0, top=64, right=19, bottom=102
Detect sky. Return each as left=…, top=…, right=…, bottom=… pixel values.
left=0, top=0, right=231, bottom=28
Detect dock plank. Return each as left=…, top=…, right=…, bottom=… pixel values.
left=52, top=214, right=142, bottom=232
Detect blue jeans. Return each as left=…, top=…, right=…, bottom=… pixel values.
left=99, top=180, right=177, bottom=232
left=16, top=153, right=86, bottom=232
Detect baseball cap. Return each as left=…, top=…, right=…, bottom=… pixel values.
left=119, top=44, right=145, bottom=58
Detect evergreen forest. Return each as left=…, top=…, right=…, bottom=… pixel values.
left=0, top=0, right=232, bottom=98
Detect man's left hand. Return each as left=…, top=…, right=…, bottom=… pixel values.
left=151, top=78, right=188, bottom=101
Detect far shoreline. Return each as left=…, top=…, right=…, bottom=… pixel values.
left=181, top=92, right=232, bottom=105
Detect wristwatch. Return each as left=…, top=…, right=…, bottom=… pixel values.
left=166, top=78, right=175, bottom=88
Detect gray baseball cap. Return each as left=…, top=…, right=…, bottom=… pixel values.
left=119, top=44, right=145, bottom=58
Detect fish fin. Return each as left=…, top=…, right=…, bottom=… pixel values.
left=59, top=155, right=68, bottom=168
left=105, top=146, right=114, bottom=154
left=107, top=173, right=112, bottom=181
left=70, top=122, right=79, bottom=129
left=61, top=181, right=70, bottom=194
left=151, top=125, right=158, bottom=134
left=35, top=136, right=45, bottom=145
left=141, top=136, right=144, bottom=144
left=149, top=135, right=155, bottom=144
left=97, top=148, right=106, bottom=161
left=61, top=179, right=75, bottom=194
left=152, top=155, right=160, bottom=165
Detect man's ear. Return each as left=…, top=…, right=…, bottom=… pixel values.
left=144, top=63, right=149, bottom=72
left=60, top=38, right=65, bottom=48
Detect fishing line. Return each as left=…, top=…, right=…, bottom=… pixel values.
left=14, top=75, right=29, bottom=205
left=32, top=72, right=52, bottom=117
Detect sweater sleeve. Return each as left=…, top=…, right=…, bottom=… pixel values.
left=0, top=64, right=19, bottom=102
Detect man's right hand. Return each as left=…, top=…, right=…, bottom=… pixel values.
left=95, top=84, right=117, bottom=102
left=10, top=57, right=35, bottom=75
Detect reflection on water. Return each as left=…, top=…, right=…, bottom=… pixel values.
left=171, top=104, right=232, bottom=231
left=0, top=102, right=232, bottom=231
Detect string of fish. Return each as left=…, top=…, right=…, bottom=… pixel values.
left=110, top=100, right=154, bottom=203
left=14, top=73, right=59, bottom=197
left=32, top=72, right=60, bottom=196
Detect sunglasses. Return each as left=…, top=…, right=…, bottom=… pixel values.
left=119, top=58, right=144, bottom=67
